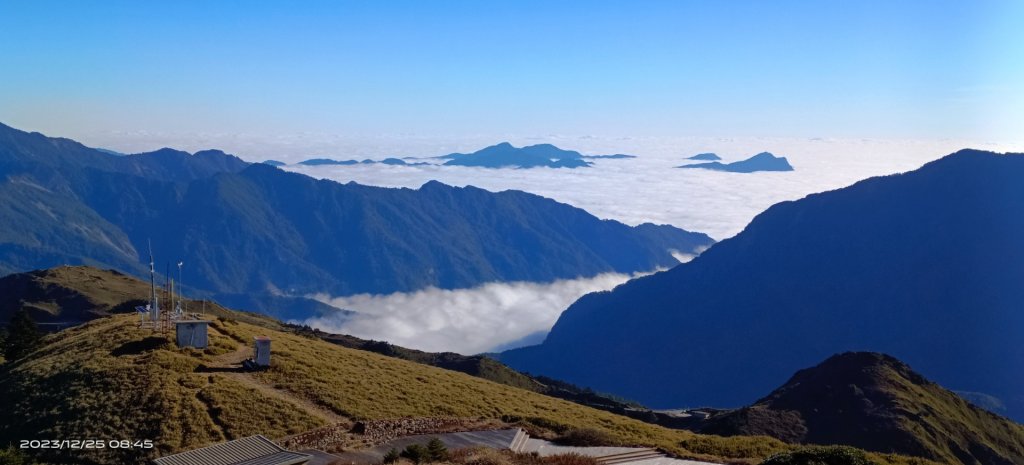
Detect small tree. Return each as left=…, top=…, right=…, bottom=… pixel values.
left=3, top=309, right=42, bottom=361
left=383, top=448, right=401, bottom=464
left=426, top=438, right=449, bottom=462
left=401, top=444, right=430, bottom=464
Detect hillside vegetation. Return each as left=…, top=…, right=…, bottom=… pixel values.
left=701, top=353, right=1024, bottom=465
left=0, top=266, right=284, bottom=329
left=0, top=313, right=937, bottom=465
left=2, top=266, right=632, bottom=415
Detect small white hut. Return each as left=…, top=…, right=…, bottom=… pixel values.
left=175, top=320, right=209, bottom=349
left=254, top=336, right=271, bottom=367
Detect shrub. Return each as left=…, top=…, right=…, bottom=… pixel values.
left=382, top=448, right=400, bottom=464
left=455, top=448, right=514, bottom=465
left=426, top=438, right=449, bottom=461
left=760, top=446, right=879, bottom=465
left=401, top=444, right=431, bottom=464
left=544, top=453, right=600, bottom=465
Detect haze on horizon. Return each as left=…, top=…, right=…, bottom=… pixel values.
left=1, top=0, right=1023, bottom=158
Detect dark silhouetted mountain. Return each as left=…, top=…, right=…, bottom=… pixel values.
left=297, top=157, right=428, bottom=167
left=0, top=123, right=248, bottom=182
left=0, top=123, right=712, bottom=320
left=262, top=159, right=287, bottom=167
left=687, top=153, right=721, bottom=161
left=442, top=142, right=594, bottom=168
left=500, top=150, right=1024, bottom=423
left=678, top=152, right=794, bottom=172
left=699, top=352, right=1024, bottom=465
left=297, top=158, right=359, bottom=166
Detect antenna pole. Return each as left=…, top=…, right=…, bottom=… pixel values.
left=178, top=261, right=185, bottom=315
left=148, top=240, right=160, bottom=323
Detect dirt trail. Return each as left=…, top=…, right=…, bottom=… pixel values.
left=220, top=371, right=350, bottom=425
left=205, top=327, right=351, bottom=426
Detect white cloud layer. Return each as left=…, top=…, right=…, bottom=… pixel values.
left=300, top=271, right=652, bottom=355
left=283, top=136, right=1024, bottom=239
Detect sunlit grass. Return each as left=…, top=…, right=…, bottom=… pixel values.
left=0, top=315, right=939, bottom=465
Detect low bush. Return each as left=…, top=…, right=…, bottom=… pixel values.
left=543, top=453, right=600, bottom=465
left=401, top=444, right=431, bottom=464
left=760, top=446, right=878, bottom=465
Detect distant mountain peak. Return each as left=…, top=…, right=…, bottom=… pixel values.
left=419, top=179, right=449, bottom=190
left=139, top=147, right=191, bottom=157
left=442, top=143, right=598, bottom=169
left=193, top=149, right=228, bottom=157
left=678, top=151, right=793, bottom=173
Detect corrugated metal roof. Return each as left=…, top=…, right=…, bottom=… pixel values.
left=153, top=435, right=310, bottom=465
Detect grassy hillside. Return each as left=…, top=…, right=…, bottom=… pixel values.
left=309, top=330, right=547, bottom=393
left=2, top=266, right=637, bottom=414
left=701, top=353, right=1024, bottom=465
left=308, top=329, right=642, bottom=412
left=0, top=266, right=284, bottom=329
left=0, top=268, right=940, bottom=465
left=0, top=314, right=937, bottom=465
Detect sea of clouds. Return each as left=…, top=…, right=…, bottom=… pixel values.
left=302, top=270, right=653, bottom=354
left=84, top=130, right=1024, bottom=353
left=283, top=136, right=1020, bottom=240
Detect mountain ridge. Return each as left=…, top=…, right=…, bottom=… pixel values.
left=0, top=122, right=712, bottom=320
left=699, top=352, right=1024, bottom=465
left=501, top=149, right=1024, bottom=422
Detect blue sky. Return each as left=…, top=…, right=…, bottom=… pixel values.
left=1, top=0, right=1022, bottom=143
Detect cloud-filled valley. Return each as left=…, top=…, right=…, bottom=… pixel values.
left=300, top=270, right=653, bottom=354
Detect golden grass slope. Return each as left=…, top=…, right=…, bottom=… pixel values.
left=0, top=314, right=938, bottom=465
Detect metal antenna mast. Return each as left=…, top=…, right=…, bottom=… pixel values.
left=177, top=261, right=185, bottom=316
left=148, top=240, right=160, bottom=323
